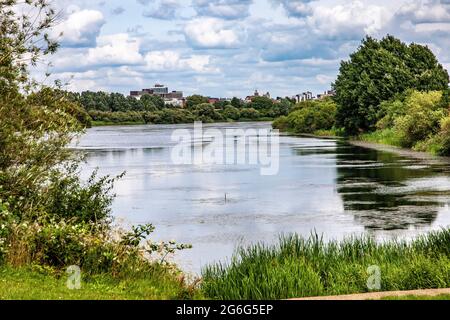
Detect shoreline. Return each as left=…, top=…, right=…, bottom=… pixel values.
left=348, top=139, right=450, bottom=162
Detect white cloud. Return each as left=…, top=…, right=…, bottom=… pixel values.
left=86, top=34, right=143, bottom=66
left=307, top=1, right=390, bottom=39
left=52, top=34, right=143, bottom=71
left=52, top=9, right=105, bottom=47
left=184, top=18, right=240, bottom=48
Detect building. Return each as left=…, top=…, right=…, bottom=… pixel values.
left=130, top=84, right=185, bottom=107
left=317, top=90, right=336, bottom=100
left=245, top=90, right=267, bottom=103
left=208, top=97, right=220, bottom=104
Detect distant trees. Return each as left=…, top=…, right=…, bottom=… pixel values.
left=333, top=35, right=450, bottom=134
left=223, top=106, right=241, bottom=121
left=273, top=99, right=337, bottom=134
left=186, top=95, right=209, bottom=109
left=68, top=90, right=293, bottom=125
left=248, top=96, right=274, bottom=110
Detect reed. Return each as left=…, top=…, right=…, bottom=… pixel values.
left=201, top=229, right=450, bottom=300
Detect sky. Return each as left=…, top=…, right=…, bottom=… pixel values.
left=33, top=0, right=450, bottom=98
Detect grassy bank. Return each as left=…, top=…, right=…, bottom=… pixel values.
left=201, top=229, right=450, bottom=300
left=0, top=266, right=202, bottom=300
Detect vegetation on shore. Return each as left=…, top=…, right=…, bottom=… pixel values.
left=0, top=0, right=197, bottom=300
left=201, top=229, right=450, bottom=300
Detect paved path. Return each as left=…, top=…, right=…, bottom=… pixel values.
left=292, top=288, right=450, bottom=300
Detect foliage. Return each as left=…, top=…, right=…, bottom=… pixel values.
left=231, top=97, right=244, bottom=108
left=415, top=116, right=450, bottom=156
left=362, top=90, right=450, bottom=155
left=222, top=106, right=241, bottom=121
left=248, top=96, right=274, bottom=110
left=186, top=95, right=209, bottom=109
left=333, top=35, right=449, bottom=134
left=202, top=229, right=450, bottom=300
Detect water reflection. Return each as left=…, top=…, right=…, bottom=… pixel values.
left=75, top=123, right=450, bottom=273
left=333, top=142, right=449, bottom=230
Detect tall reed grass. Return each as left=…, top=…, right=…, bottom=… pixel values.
left=201, top=230, right=450, bottom=300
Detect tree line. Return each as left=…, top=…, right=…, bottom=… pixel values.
left=65, top=91, right=293, bottom=126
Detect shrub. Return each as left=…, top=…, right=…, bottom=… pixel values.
left=222, top=106, right=241, bottom=121
left=42, top=166, right=123, bottom=224
left=272, top=116, right=289, bottom=131
left=415, top=116, right=450, bottom=156
left=281, top=99, right=336, bottom=134
left=392, top=91, right=445, bottom=148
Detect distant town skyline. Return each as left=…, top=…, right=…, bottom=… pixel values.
left=35, top=0, right=450, bottom=98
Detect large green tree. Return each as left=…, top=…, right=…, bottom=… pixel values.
left=186, top=94, right=208, bottom=109
left=333, top=35, right=449, bottom=134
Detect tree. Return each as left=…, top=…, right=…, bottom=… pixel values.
left=223, top=106, right=241, bottom=120
left=249, top=96, right=274, bottom=110
left=140, top=94, right=157, bottom=111
left=193, top=103, right=224, bottom=122
left=333, top=35, right=449, bottom=134
left=231, top=97, right=244, bottom=108
left=0, top=0, right=85, bottom=217
left=186, top=95, right=208, bottom=109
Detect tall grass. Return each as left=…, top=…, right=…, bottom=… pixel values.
left=201, top=230, right=450, bottom=300
left=360, top=128, right=403, bottom=147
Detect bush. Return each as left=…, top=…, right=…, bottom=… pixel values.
left=222, top=106, right=241, bottom=121
left=391, top=91, right=445, bottom=148
left=415, top=116, right=450, bottom=156
left=42, top=166, right=123, bottom=224
left=274, top=99, right=336, bottom=134
left=272, top=116, right=289, bottom=131
left=240, top=108, right=260, bottom=120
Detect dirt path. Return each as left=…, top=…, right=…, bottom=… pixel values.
left=292, top=288, right=450, bottom=300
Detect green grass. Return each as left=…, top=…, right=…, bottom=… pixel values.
left=359, top=128, right=403, bottom=147
left=0, top=266, right=203, bottom=300
left=201, top=229, right=450, bottom=300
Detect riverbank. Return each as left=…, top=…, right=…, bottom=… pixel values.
left=293, top=130, right=450, bottom=162
left=201, top=229, right=450, bottom=300
left=0, top=266, right=202, bottom=300
left=349, top=139, right=450, bottom=161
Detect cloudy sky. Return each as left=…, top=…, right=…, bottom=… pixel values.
left=34, top=0, right=450, bottom=98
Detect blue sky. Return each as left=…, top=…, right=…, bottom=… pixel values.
left=39, top=0, right=450, bottom=98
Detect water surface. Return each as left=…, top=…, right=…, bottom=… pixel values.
left=75, top=122, right=450, bottom=274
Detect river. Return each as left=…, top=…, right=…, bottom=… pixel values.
left=75, top=122, right=450, bottom=274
